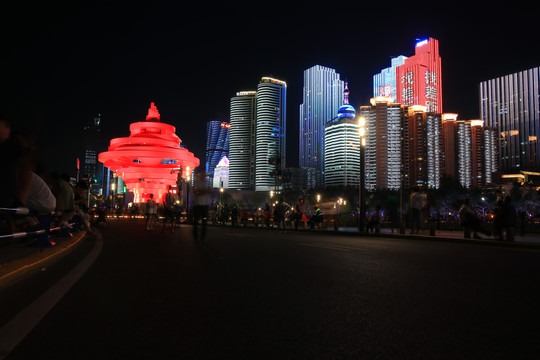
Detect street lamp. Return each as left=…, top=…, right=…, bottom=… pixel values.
left=358, top=116, right=366, bottom=232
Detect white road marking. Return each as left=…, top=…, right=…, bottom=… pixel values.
left=298, top=242, right=365, bottom=252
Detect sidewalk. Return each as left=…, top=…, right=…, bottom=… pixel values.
left=335, top=226, right=540, bottom=244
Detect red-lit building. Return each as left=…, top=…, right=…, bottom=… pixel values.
left=99, top=102, right=200, bottom=203
left=396, top=38, right=443, bottom=113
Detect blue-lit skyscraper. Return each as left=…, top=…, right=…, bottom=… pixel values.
left=205, top=118, right=230, bottom=185
left=373, top=55, right=407, bottom=99
left=255, top=77, right=287, bottom=192
left=299, top=65, right=344, bottom=185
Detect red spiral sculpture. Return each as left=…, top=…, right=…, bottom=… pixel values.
left=99, top=102, right=200, bottom=203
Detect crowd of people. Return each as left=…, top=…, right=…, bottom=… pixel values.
left=0, top=117, right=92, bottom=238
left=201, top=197, right=325, bottom=232
left=1, top=116, right=525, bottom=243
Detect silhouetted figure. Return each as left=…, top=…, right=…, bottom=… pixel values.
left=500, top=196, right=517, bottom=242
left=459, top=198, right=491, bottom=239
left=192, top=187, right=210, bottom=241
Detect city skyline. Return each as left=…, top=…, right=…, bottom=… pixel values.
left=2, top=3, right=538, bottom=175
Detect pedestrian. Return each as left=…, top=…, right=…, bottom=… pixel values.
left=146, top=194, right=157, bottom=230
left=459, top=198, right=491, bottom=239
left=231, top=205, right=239, bottom=227
left=309, top=203, right=324, bottom=230
left=387, top=194, right=399, bottom=233
left=493, top=199, right=504, bottom=240
left=192, top=186, right=210, bottom=241
left=162, top=185, right=180, bottom=233
left=500, top=196, right=517, bottom=242
left=409, top=187, right=423, bottom=234
left=366, top=206, right=382, bottom=234
left=274, top=197, right=291, bottom=233
left=294, top=198, right=307, bottom=231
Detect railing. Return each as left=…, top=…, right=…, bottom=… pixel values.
left=0, top=208, right=66, bottom=247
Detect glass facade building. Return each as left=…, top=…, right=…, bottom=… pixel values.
left=205, top=119, right=230, bottom=186
left=373, top=56, right=407, bottom=100
left=229, top=91, right=257, bottom=190
left=255, top=77, right=287, bottom=192
left=480, top=66, right=540, bottom=171
left=299, top=65, right=344, bottom=185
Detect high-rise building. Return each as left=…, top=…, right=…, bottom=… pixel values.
left=396, top=38, right=443, bottom=113
left=403, top=105, right=442, bottom=189
left=324, top=92, right=360, bottom=187
left=299, top=65, right=344, bottom=185
left=373, top=56, right=408, bottom=99
left=255, top=77, right=287, bottom=192
left=441, top=113, right=458, bottom=179
left=205, top=118, right=230, bottom=186
left=212, top=156, right=229, bottom=189
left=442, top=114, right=498, bottom=188
left=480, top=66, right=540, bottom=171
left=81, top=114, right=105, bottom=198
left=229, top=91, right=257, bottom=190
left=359, top=97, right=404, bottom=190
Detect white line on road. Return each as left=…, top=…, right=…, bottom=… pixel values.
left=0, top=231, right=104, bottom=359
left=297, top=242, right=365, bottom=252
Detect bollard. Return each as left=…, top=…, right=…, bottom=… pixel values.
left=429, top=222, right=435, bottom=236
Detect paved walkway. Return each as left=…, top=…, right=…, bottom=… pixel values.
left=335, top=226, right=540, bottom=244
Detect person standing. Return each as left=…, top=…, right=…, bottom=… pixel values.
left=500, top=196, right=517, bottom=242
left=192, top=186, right=210, bottom=241
left=146, top=194, right=157, bottom=231
left=309, top=204, right=324, bottom=230
left=409, top=187, right=423, bottom=234
left=274, top=197, right=290, bottom=233
left=163, top=185, right=180, bottom=233
left=294, top=198, right=307, bottom=231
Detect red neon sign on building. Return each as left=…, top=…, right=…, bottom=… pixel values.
left=98, top=102, right=200, bottom=203
left=396, top=37, right=442, bottom=113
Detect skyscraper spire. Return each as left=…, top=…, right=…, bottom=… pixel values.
left=344, top=81, right=350, bottom=105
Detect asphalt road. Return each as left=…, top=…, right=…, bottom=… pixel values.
left=2, top=219, right=540, bottom=359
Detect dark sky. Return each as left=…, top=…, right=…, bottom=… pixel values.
left=2, top=2, right=538, bottom=175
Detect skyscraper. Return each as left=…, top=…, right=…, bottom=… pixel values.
left=480, top=66, right=540, bottom=171
left=442, top=114, right=498, bottom=188
left=229, top=91, right=257, bottom=190
left=255, top=77, right=287, bottom=192
left=403, top=105, right=442, bottom=189
left=81, top=114, right=105, bottom=199
left=396, top=37, right=443, bottom=113
left=324, top=89, right=359, bottom=187
left=205, top=118, right=230, bottom=186
left=299, top=65, right=344, bottom=185
left=359, top=97, right=404, bottom=190
left=373, top=56, right=407, bottom=99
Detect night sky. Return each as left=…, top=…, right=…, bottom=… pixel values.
left=2, top=3, right=538, bottom=175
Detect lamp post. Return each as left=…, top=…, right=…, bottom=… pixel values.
left=358, top=116, right=366, bottom=232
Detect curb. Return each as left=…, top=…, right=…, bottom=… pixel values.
left=208, top=223, right=540, bottom=250
left=0, top=231, right=88, bottom=287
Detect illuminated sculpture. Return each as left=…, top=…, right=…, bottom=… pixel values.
left=99, top=102, right=200, bottom=203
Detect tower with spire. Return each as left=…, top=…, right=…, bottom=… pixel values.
left=325, top=83, right=360, bottom=187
